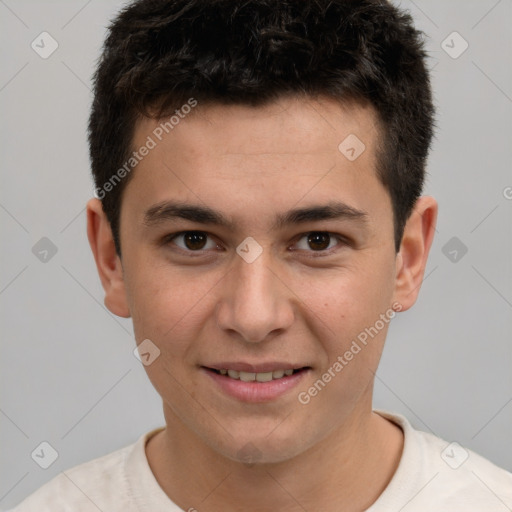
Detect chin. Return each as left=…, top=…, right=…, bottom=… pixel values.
left=207, top=425, right=315, bottom=466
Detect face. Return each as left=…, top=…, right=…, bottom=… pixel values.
left=115, top=96, right=403, bottom=463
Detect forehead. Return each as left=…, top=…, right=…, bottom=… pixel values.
left=134, top=96, right=379, bottom=161
left=122, top=96, right=389, bottom=231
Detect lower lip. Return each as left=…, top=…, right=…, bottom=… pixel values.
left=202, top=368, right=309, bottom=403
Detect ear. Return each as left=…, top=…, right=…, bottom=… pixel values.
left=392, top=196, right=438, bottom=311
left=86, top=198, right=131, bottom=318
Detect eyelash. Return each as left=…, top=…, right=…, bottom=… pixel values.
left=162, top=231, right=349, bottom=258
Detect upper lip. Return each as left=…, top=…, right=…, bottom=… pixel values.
left=203, top=362, right=310, bottom=373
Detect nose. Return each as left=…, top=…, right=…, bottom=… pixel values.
left=215, top=247, right=295, bottom=344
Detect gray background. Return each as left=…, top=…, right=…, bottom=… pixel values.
left=1, top=0, right=511, bottom=508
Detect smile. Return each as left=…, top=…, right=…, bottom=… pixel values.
left=202, top=366, right=311, bottom=402
left=212, top=368, right=302, bottom=382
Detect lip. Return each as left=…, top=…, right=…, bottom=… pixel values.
left=201, top=365, right=311, bottom=403
left=206, top=361, right=306, bottom=373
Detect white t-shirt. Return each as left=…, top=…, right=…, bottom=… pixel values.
left=8, top=410, right=512, bottom=511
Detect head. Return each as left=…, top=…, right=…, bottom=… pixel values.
left=87, top=0, right=437, bottom=464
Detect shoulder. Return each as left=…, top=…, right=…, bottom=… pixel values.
left=8, top=435, right=143, bottom=512
left=372, top=410, right=512, bottom=511
left=422, top=429, right=512, bottom=503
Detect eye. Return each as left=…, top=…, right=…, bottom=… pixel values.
left=163, top=230, right=348, bottom=257
left=292, top=232, right=346, bottom=254
left=165, top=231, right=218, bottom=252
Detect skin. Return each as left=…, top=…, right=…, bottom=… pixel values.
left=87, top=95, right=437, bottom=511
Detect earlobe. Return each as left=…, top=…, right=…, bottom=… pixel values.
left=392, top=196, right=438, bottom=311
left=86, top=198, right=131, bottom=318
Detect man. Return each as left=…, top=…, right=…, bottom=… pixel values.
left=11, top=0, right=512, bottom=510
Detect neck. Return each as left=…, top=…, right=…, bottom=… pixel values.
left=146, top=402, right=403, bottom=512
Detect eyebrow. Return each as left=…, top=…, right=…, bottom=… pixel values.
left=143, top=200, right=369, bottom=231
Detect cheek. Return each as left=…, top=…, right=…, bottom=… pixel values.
left=313, top=260, right=392, bottom=320
left=125, top=257, right=223, bottom=367
left=126, top=266, right=207, bottom=393
left=307, top=260, right=395, bottom=366
left=124, top=258, right=191, bottom=342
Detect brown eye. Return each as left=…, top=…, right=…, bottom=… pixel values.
left=183, top=232, right=208, bottom=250
left=167, top=231, right=216, bottom=251
left=307, top=232, right=331, bottom=251
left=293, top=232, right=345, bottom=255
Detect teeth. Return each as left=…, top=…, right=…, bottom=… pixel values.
left=239, top=371, right=256, bottom=382
left=218, top=368, right=301, bottom=381
left=256, top=372, right=273, bottom=382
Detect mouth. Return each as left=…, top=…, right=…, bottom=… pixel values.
left=205, top=367, right=309, bottom=382
left=201, top=364, right=311, bottom=402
